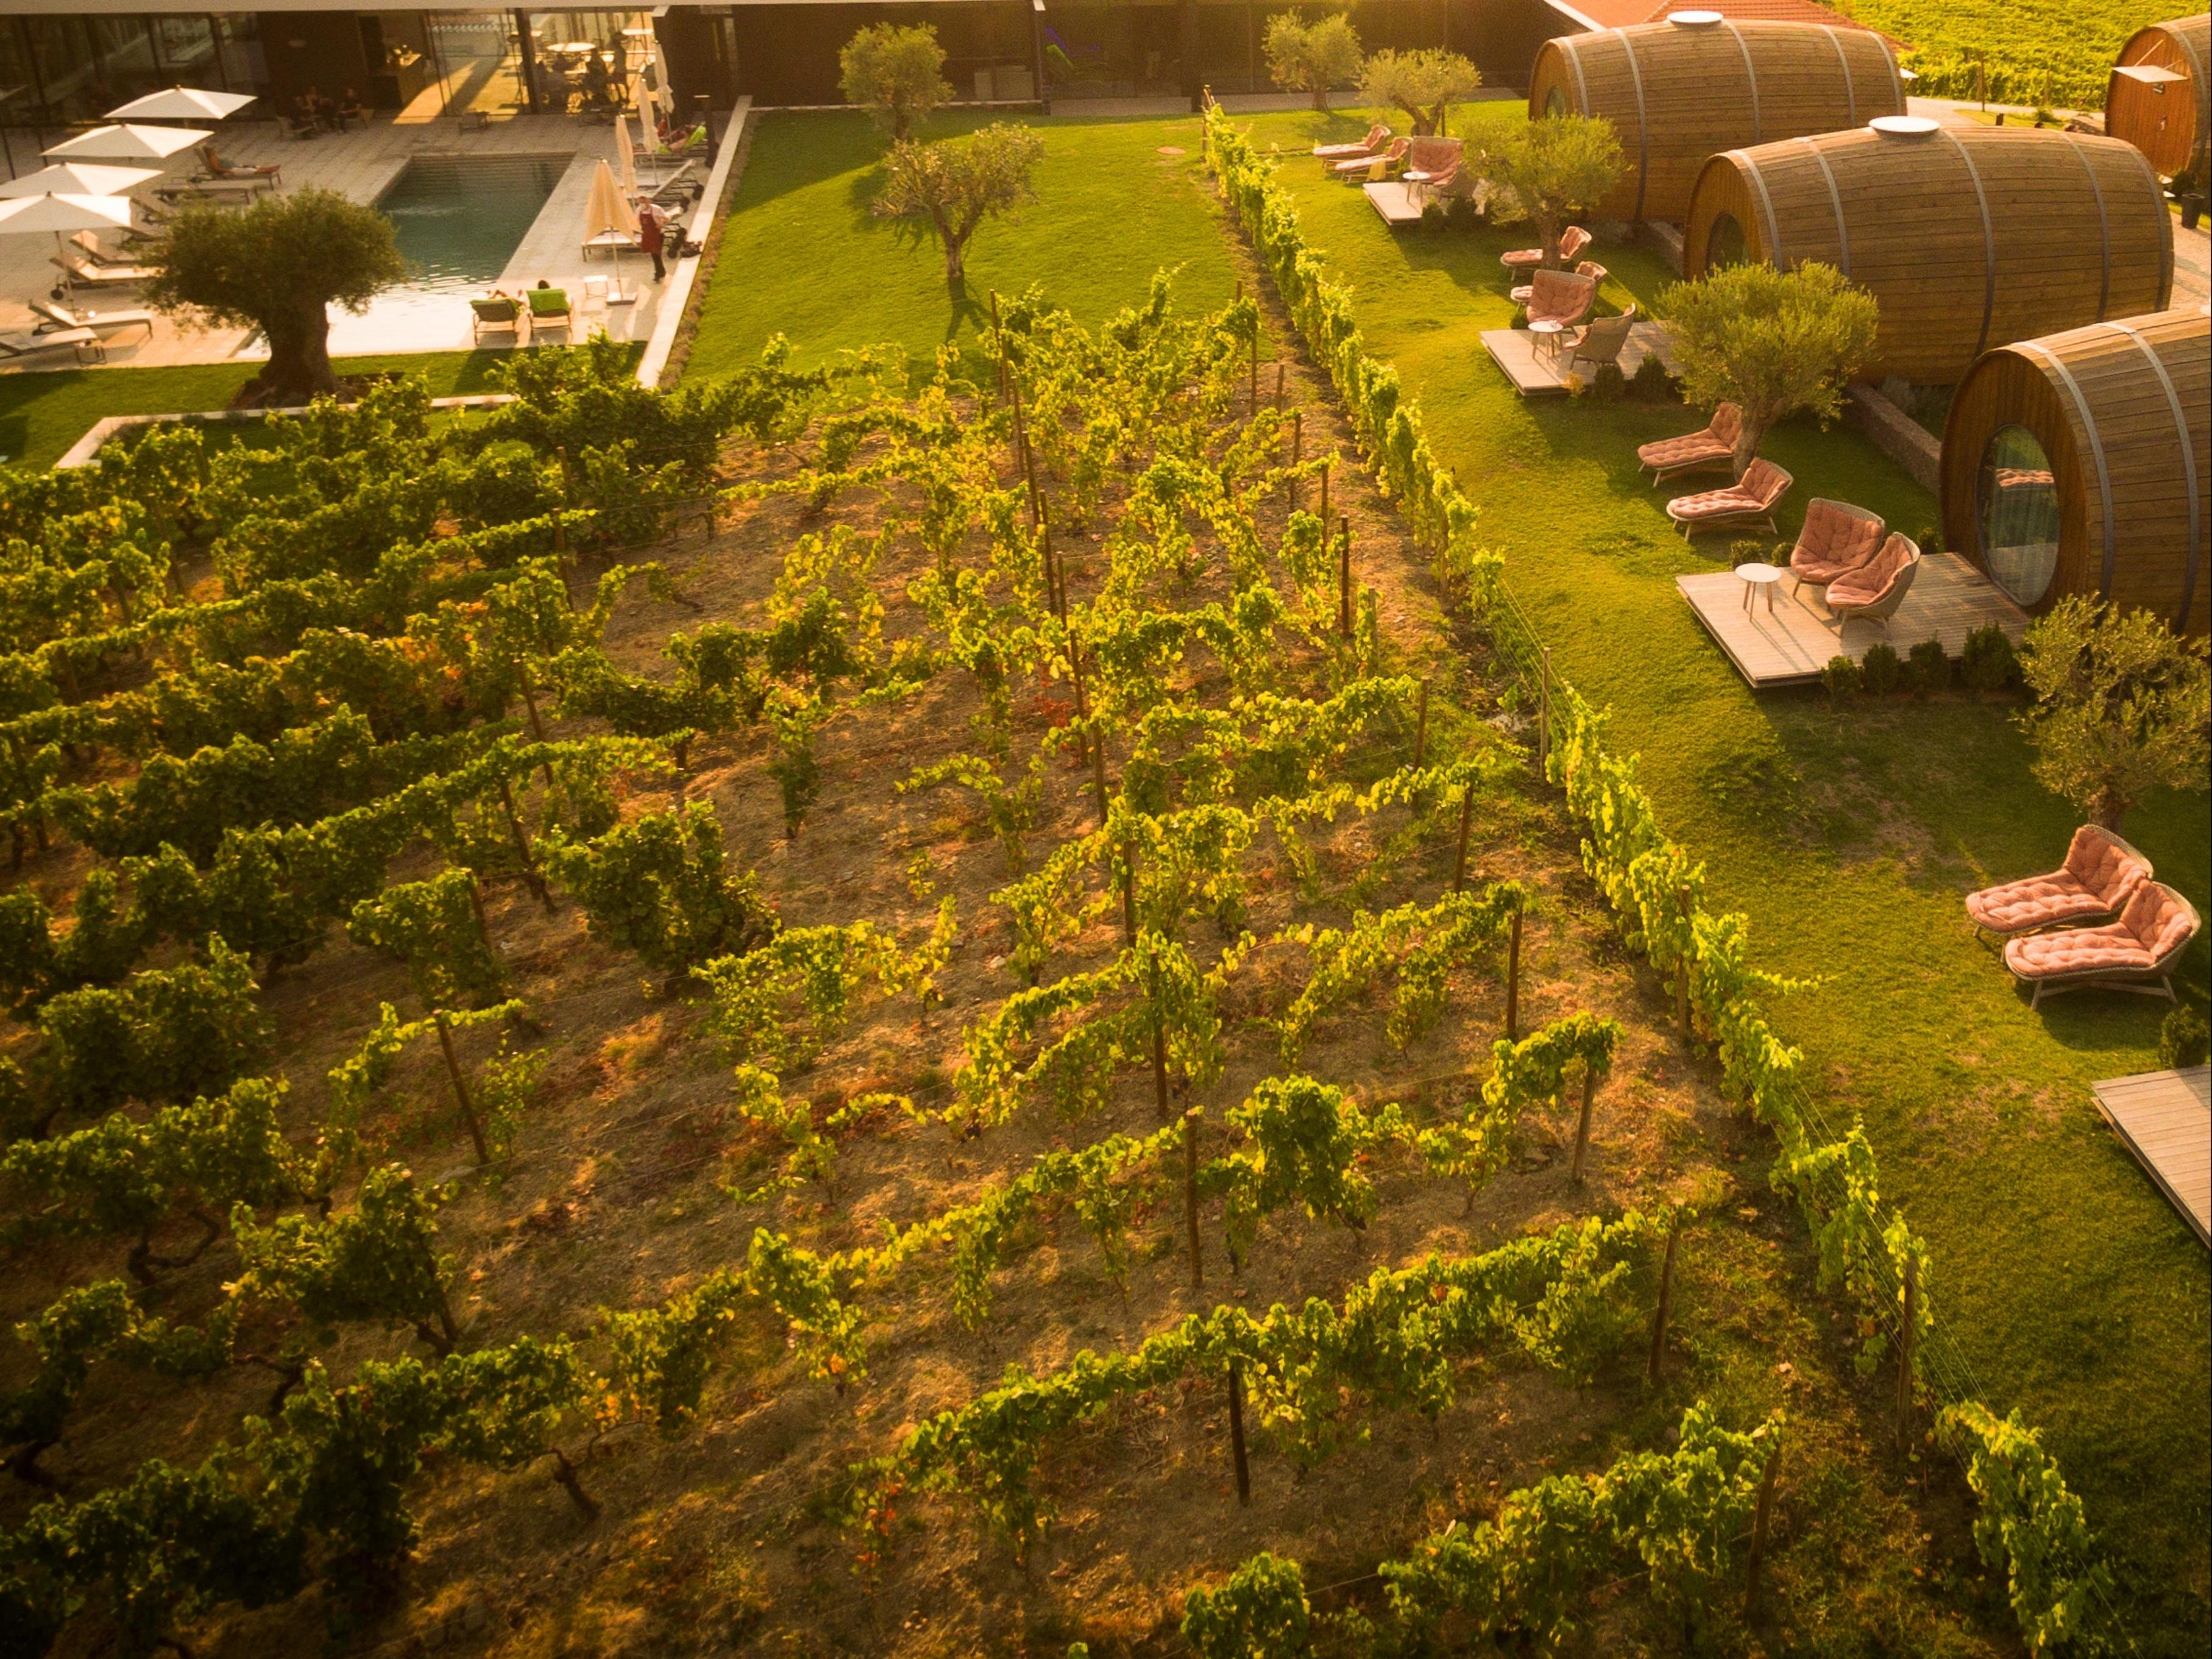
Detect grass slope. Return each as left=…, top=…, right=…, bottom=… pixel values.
left=1858, top=0, right=2181, bottom=109
left=0, top=352, right=526, bottom=471
left=684, top=109, right=1241, bottom=381
left=1228, top=102, right=2210, bottom=1652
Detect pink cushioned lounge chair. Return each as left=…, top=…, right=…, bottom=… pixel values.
left=1788, top=498, right=1886, bottom=599
left=1331, top=137, right=1408, bottom=180
left=1638, top=403, right=1742, bottom=484
left=1965, top=825, right=2155, bottom=939
left=2003, top=882, right=2201, bottom=1008
left=1665, top=458, right=1792, bottom=536
left=1824, top=533, right=1921, bottom=629
left=1314, top=124, right=1391, bottom=162
left=1501, top=224, right=1590, bottom=273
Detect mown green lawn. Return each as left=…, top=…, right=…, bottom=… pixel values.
left=684, top=108, right=1240, bottom=381
left=0, top=350, right=523, bottom=471
left=1233, top=102, right=2208, bottom=1652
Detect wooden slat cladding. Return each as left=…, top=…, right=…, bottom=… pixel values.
left=1527, top=18, right=1901, bottom=225
left=1940, top=307, right=2211, bottom=637
left=2107, top=14, right=2211, bottom=179
left=1683, top=124, right=2174, bottom=383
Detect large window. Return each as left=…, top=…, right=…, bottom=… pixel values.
left=1978, top=425, right=2062, bottom=608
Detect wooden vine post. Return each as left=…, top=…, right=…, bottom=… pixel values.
left=496, top=776, right=555, bottom=912
left=1674, top=884, right=1695, bottom=1038
left=1413, top=678, right=1429, bottom=767
left=1288, top=411, right=1302, bottom=510
left=1647, top=1215, right=1679, bottom=1384
left=514, top=661, right=556, bottom=789
left=1896, top=1255, right=1918, bottom=1452
left=1227, top=1360, right=1252, bottom=1504
left=1505, top=904, right=1523, bottom=1040
left=1744, top=1441, right=1782, bottom=1624
left=1451, top=784, right=1474, bottom=894
left=1272, top=360, right=1286, bottom=412
left=1569, top=1062, right=1598, bottom=1185
left=1336, top=514, right=1353, bottom=638
left=1067, top=631, right=1110, bottom=827
left=989, top=289, right=1007, bottom=400
left=433, top=1012, right=491, bottom=1166
left=1318, top=457, right=1330, bottom=534
left=1120, top=837, right=1138, bottom=947
left=1536, top=646, right=1552, bottom=773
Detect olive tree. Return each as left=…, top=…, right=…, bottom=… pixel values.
left=1659, top=260, right=1878, bottom=477
left=141, top=188, right=406, bottom=406
left=1360, top=48, right=1482, bottom=136
left=1263, top=11, right=1365, bottom=112
left=1480, top=114, right=1624, bottom=267
left=2017, top=598, right=2210, bottom=830
left=838, top=22, right=951, bottom=141
left=874, top=121, right=1045, bottom=284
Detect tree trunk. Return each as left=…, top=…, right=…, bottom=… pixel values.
left=1536, top=215, right=1563, bottom=270
left=1311, top=85, right=1330, bottom=112
left=1731, top=414, right=1770, bottom=482
left=255, top=294, right=341, bottom=406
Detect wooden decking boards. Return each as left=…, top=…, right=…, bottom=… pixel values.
left=1675, top=552, right=2029, bottom=687
left=1479, top=324, right=1681, bottom=396
left=2090, top=1065, right=2211, bottom=1248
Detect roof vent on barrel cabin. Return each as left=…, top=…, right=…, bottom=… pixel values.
left=1869, top=115, right=1941, bottom=138
left=1668, top=10, right=1725, bottom=27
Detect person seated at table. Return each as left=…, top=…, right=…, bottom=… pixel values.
left=580, top=52, right=611, bottom=108
left=292, top=91, right=324, bottom=133
left=335, top=87, right=372, bottom=129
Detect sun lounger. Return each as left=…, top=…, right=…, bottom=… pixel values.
left=155, top=175, right=262, bottom=203
left=1824, top=532, right=1920, bottom=628
left=2004, top=882, right=2200, bottom=1008
left=1331, top=138, right=1408, bottom=180
left=1666, top=458, right=1792, bottom=536
left=1787, top=498, right=1886, bottom=599
left=583, top=229, right=640, bottom=259
left=196, top=145, right=280, bottom=190
left=50, top=254, right=155, bottom=293
left=1314, top=124, right=1391, bottom=162
left=526, top=288, right=572, bottom=341
left=470, top=294, right=525, bottom=346
left=1637, top=403, right=1742, bottom=485
left=0, top=326, right=102, bottom=365
left=1966, top=825, right=2154, bottom=940
left=32, top=299, right=155, bottom=344
left=1501, top=224, right=1590, bottom=274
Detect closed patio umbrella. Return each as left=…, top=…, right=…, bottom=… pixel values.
left=44, top=124, right=209, bottom=162
left=583, top=157, right=638, bottom=252
left=614, top=113, right=637, bottom=196
left=105, top=87, right=257, bottom=123
left=0, top=162, right=160, bottom=199
left=631, top=77, right=661, bottom=152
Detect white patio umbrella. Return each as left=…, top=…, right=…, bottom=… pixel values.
left=631, top=76, right=662, bottom=152
left=0, top=192, right=137, bottom=278
left=583, top=158, right=638, bottom=248
left=614, top=112, right=637, bottom=196
left=0, top=162, right=161, bottom=199
left=44, top=124, right=210, bottom=162
left=105, top=87, right=257, bottom=123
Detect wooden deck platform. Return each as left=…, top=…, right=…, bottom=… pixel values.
left=2090, top=1065, right=2210, bottom=1248
left=1480, top=324, right=1679, bottom=395
left=1676, top=553, right=2029, bottom=688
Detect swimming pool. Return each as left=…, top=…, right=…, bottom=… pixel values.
left=377, top=154, right=569, bottom=290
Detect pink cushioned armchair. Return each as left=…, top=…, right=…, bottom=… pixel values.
left=1965, top=825, right=2155, bottom=939
left=1824, top=533, right=1921, bottom=628
left=1788, top=498, right=1886, bottom=600
left=2003, top=882, right=2202, bottom=1008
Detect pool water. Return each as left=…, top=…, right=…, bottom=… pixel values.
left=377, top=154, right=568, bottom=290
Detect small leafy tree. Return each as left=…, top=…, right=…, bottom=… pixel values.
left=141, top=188, right=408, bottom=405
left=1659, top=260, right=1878, bottom=477
left=1480, top=115, right=1624, bottom=267
left=1360, top=48, right=1482, bottom=137
left=1263, top=12, right=1364, bottom=112
left=840, top=22, right=951, bottom=141
left=2016, top=598, right=2210, bottom=830
left=874, top=122, right=1046, bottom=283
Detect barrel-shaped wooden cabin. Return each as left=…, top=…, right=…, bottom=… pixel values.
left=1682, top=120, right=2174, bottom=383
left=1526, top=12, right=1903, bottom=224
left=1939, top=307, right=2210, bottom=637
left=2107, top=14, right=2211, bottom=179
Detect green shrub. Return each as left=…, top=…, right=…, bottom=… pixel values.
left=1908, top=638, right=1950, bottom=694
left=1821, top=655, right=1862, bottom=698
left=1860, top=641, right=1901, bottom=694
left=1591, top=362, right=1626, bottom=401
left=1918, top=524, right=1944, bottom=556
left=1726, top=539, right=1766, bottom=569
left=1961, top=625, right=2018, bottom=691
left=1629, top=352, right=1675, bottom=401
left=2158, top=1006, right=2209, bottom=1070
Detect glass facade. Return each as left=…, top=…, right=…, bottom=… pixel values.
left=1978, top=425, right=2063, bottom=608
left=0, top=13, right=268, bottom=129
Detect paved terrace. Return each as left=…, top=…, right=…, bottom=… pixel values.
left=0, top=113, right=698, bottom=371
